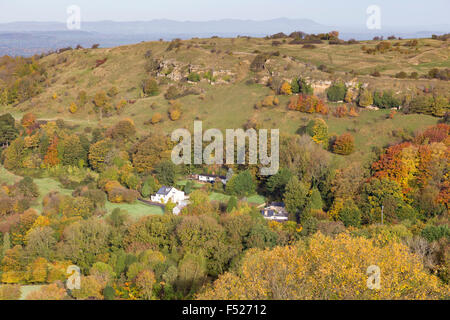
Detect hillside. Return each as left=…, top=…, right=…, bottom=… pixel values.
left=0, top=33, right=449, bottom=301
left=2, top=35, right=449, bottom=167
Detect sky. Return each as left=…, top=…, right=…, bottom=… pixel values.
left=0, top=0, right=449, bottom=27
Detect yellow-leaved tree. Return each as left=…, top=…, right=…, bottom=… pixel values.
left=197, top=232, right=447, bottom=300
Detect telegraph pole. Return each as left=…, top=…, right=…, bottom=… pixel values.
left=381, top=205, right=384, bottom=225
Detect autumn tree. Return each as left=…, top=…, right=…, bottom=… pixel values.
left=306, top=118, right=328, bottom=145
left=142, top=78, right=159, bottom=96
left=198, top=233, right=446, bottom=300
left=332, top=133, right=355, bottom=155
left=88, top=138, right=113, bottom=171
left=26, top=283, right=67, bottom=300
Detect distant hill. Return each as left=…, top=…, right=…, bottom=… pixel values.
left=0, top=18, right=448, bottom=56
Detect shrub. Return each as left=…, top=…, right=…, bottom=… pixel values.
left=0, top=284, right=21, bottom=300
left=338, top=200, right=362, bottom=227
left=358, top=88, right=374, bottom=107
left=107, top=86, right=118, bottom=97
left=326, top=82, right=347, bottom=102
left=93, top=91, right=108, bottom=108
left=332, top=133, right=355, bottom=155
left=288, top=94, right=328, bottom=114
left=188, top=73, right=201, bottom=82
left=169, top=109, right=181, bottom=121
left=164, top=86, right=181, bottom=100
left=68, top=102, right=78, bottom=114
left=373, top=90, right=400, bottom=109
left=293, top=77, right=313, bottom=95
left=306, top=118, right=328, bottom=145
left=421, top=225, right=450, bottom=242
left=395, top=71, right=408, bottom=79
left=151, top=113, right=162, bottom=124
left=142, top=78, right=159, bottom=96
left=280, top=82, right=292, bottom=95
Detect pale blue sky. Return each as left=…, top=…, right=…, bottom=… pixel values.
left=0, top=0, right=449, bottom=26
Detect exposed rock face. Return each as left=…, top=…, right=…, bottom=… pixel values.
left=155, top=59, right=236, bottom=84
left=311, top=80, right=332, bottom=94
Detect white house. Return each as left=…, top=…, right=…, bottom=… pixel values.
left=151, top=186, right=185, bottom=205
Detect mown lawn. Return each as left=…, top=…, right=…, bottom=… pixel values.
left=209, top=192, right=266, bottom=205
left=105, top=201, right=164, bottom=219
left=209, top=192, right=231, bottom=202
left=0, top=166, right=21, bottom=184
left=19, top=285, right=43, bottom=300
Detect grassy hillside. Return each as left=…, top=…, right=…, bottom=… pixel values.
left=1, top=36, right=448, bottom=169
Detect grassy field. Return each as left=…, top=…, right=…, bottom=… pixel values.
left=245, top=194, right=266, bottom=205
left=32, top=178, right=74, bottom=211
left=19, top=285, right=43, bottom=300
left=209, top=192, right=231, bottom=202
left=105, top=201, right=164, bottom=219
left=209, top=192, right=266, bottom=206
left=0, top=166, right=22, bottom=185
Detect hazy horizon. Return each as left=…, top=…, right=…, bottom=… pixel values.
left=1, top=0, right=449, bottom=27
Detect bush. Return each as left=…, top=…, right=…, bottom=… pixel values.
left=395, top=71, right=408, bottom=79
left=151, top=113, right=162, bottom=124
left=332, top=133, right=355, bottom=155
left=109, top=187, right=138, bottom=204
left=358, top=88, right=374, bottom=107
left=280, top=82, right=292, bottom=95
left=188, top=73, right=201, bottom=82
left=68, top=102, right=78, bottom=114
left=0, top=284, right=21, bottom=300
left=93, top=92, right=107, bottom=108
left=107, top=86, right=118, bottom=97
left=169, top=109, right=181, bottom=121
left=164, top=86, right=181, bottom=100
left=421, top=225, right=450, bottom=242
left=326, top=82, right=347, bottom=102
left=306, top=118, right=328, bottom=145
left=142, top=78, right=159, bottom=96
left=373, top=90, right=400, bottom=109
left=338, top=200, right=362, bottom=227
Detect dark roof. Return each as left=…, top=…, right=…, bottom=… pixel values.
left=270, top=202, right=285, bottom=208
left=199, top=174, right=226, bottom=179
left=156, top=186, right=173, bottom=195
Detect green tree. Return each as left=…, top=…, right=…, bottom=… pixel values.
left=226, top=171, right=256, bottom=197
left=154, top=161, right=178, bottom=186
left=326, top=81, right=347, bottom=102
left=358, top=88, right=374, bottom=107
left=283, top=176, right=311, bottom=223
left=265, top=168, right=292, bottom=201
left=226, top=196, right=238, bottom=212
left=337, top=199, right=362, bottom=227
left=142, top=78, right=159, bottom=96
left=0, top=113, right=18, bottom=146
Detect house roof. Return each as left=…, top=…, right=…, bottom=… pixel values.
left=156, top=186, right=173, bottom=195
left=199, top=174, right=227, bottom=179
left=270, top=202, right=285, bottom=208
